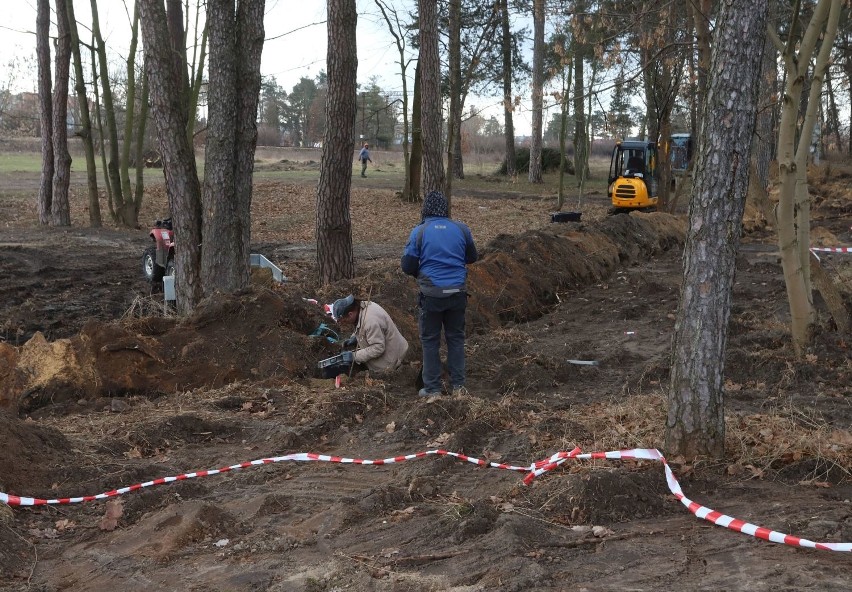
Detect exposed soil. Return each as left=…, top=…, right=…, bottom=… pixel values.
left=0, top=160, right=851, bottom=591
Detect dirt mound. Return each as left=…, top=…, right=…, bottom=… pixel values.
left=6, top=288, right=334, bottom=411
left=0, top=412, right=72, bottom=493
left=529, top=466, right=675, bottom=525
left=468, top=212, right=684, bottom=326
left=1, top=213, right=685, bottom=413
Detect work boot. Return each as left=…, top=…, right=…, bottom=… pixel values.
left=451, top=386, right=469, bottom=397
left=418, top=387, right=440, bottom=397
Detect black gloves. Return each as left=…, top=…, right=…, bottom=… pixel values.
left=343, top=335, right=357, bottom=348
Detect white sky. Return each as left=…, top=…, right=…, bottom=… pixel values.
left=0, top=0, right=540, bottom=135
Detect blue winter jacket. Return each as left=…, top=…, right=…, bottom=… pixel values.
left=401, top=216, right=478, bottom=297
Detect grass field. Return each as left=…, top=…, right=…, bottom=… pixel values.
left=0, top=139, right=615, bottom=216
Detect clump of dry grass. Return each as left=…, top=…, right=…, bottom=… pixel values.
left=562, top=393, right=852, bottom=482
left=726, top=404, right=852, bottom=482
left=121, top=295, right=176, bottom=320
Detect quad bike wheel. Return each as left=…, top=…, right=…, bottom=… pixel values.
left=142, top=246, right=165, bottom=283
left=165, top=259, right=176, bottom=278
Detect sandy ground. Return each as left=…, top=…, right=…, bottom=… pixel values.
left=0, top=159, right=851, bottom=591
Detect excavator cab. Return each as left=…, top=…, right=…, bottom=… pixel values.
left=608, top=140, right=659, bottom=212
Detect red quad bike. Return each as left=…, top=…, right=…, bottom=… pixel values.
left=142, top=218, right=175, bottom=292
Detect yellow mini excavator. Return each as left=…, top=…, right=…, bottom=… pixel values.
left=608, top=140, right=659, bottom=212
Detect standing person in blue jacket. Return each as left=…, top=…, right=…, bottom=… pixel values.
left=358, top=142, right=372, bottom=177
left=401, top=190, right=478, bottom=397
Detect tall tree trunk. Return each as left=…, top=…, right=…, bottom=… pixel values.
left=167, top=0, right=190, bottom=117
left=690, top=0, right=712, bottom=135
left=445, top=0, right=461, bottom=198
left=134, top=65, right=150, bottom=207
left=201, top=0, right=265, bottom=294
left=51, top=0, right=72, bottom=227
left=408, top=60, right=423, bottom=202
left=774, top=0, right=841, bottom=356
left=139, top=0, right=203, bottom=315
left=754, top=24, right=777, bottom=191
left=187, top=1, right=208, bottom=143
left=528, top=0, right=544, bottom=183
left=36, top=0, right=53, bottom=226
left=317, top=0, right=357, bottom=284
left=120, top=4, right=141, bottom=226
left=418, top=0, right=445, bottom=198
left=90, top=36, right=113, bottom=216
left=666, top=0, right=768, bottom=459
left=557, top=58, right=573, bottom=211
left=824, top=69, right=842, bottom=154
left=202, top=0, right=238, bottom=291
left=66, top=0, right=102, bottom=228
left=91, top=0, right=126, bottom=224
left=374, top=0, right=412, bottom=201
left=571, top=0, right=589, bottom=186
left=232, top=1, right=264, bottom=285
left=572, top=43, right=587, bottom=187
left=500, top=0, right=516, bottom=178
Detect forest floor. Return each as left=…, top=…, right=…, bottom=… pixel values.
left=0, top=152, right=851, bottom=591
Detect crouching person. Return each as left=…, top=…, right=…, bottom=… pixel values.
left=332, top=295, right=409, bottom=376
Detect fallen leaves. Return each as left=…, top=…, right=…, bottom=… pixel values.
left=427, top=432, right=452, bottom=448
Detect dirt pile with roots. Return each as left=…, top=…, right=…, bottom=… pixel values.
left=0, top=213, right=685, bottom=413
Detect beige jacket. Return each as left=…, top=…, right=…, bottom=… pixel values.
left=352, top=301, right=409, bottom=373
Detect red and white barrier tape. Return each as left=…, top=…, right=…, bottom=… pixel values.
left=810, top=246, right=852, bottom=254
left=2, top=447, right=850, bottom=552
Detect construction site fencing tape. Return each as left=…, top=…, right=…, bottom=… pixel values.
left=2, top=447, right=851, bottom=552
left=810, top=246, right=852, bottom=254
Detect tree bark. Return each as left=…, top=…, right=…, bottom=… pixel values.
left=528, top=0, right=544, bottom=183
left=500, top=0, right=516, bottom=178
left=408, top=60, right=423, bottom=202
left=66, top=0, right=102, bottom=228
left=134, top=65, right=150, bottom=207
left=572, top=0, right=589, bottom=186
left=51, top=0, right=72, bottom=227
left=167, top=0, right=190, bottom=115
left=754, top=22, right=777, bottom=191
left=36, top=0, right=53, bottom=226
left=201, top=0, right=238, bottom=292
left=139, top=0, right=203, bottom=314
left=119, top=4, right=141, bottom=226
left=201, top=0, right=265, bottom=294
left=666, top=0, right=768, bottom=459
left=232, top=1, right=265, bottom=287
left=187, top=3, right=208, bottom=143
left=374, top=0, right=411, bottom=200
left=774, top=0, right=842, bottom=356
left=690, top=0, right=712, bottom=135
left=418, top=0, right=445, bottom=197
left=445, top=0, right=461, bottom=200
left=317, top=0, right=357, bottom=284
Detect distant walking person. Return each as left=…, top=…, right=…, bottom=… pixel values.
left=401, top=190, right=478, bottom=397
left=358, top=142, right=372, bottom=177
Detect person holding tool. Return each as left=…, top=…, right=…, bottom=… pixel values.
left=331, top=295, right=409, bottom=376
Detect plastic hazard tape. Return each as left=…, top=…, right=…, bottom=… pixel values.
left=529, top=448, right=852, bottom=552
left=810, top=246, right=852, bottom=254
left=2, top=447, right=850, bottom=552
